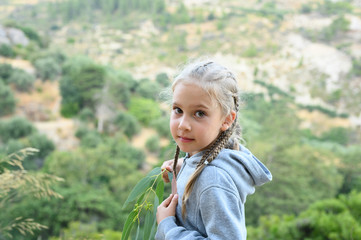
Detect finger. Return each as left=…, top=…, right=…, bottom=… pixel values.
left=168, top=194, right=178, bottom=211
left=162, top=166, right=173, bottom=183
left=160, top=194, right=173, bottom=207
left=162, top=170, right=170, bottom=183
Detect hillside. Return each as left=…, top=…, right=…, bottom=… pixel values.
left=1, top=1, right=361, bottom=239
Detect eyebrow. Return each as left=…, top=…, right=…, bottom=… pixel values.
left=173, top=102, right=210, bottom=109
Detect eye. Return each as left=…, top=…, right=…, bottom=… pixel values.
left=195, top=110, right=206, bottom=118
left=173, top=107, right=183, bottom=114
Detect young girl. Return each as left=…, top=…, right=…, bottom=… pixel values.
left=155, top=59, right=272, bottom=239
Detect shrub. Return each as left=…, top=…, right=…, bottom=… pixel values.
left=155, top=72, right=170, bottom=87
left=34, top=57, right=61, bottom=81
left=0, top=117, right=35, bottom=143
left=129, top=97, right=162, bottom=126
left=150, top=116, right=171, bottom=138
left=0, top=44, right=15, bottom=58
left=0, top=81, right=16, bottom=116
left=0, top=63, right=13, bottom=83
left=146, top=135, right=161, bottom=153
left=135, top=78, right=161, bottom=100
left=113, top=111, right=141, bottom=139
left=8, top=68, right=35, bottom=92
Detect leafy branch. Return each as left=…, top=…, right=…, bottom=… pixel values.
left=121, top=167, right=166, bottom=240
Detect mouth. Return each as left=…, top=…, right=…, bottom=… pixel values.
left=178, top=136, right=194, bottom=143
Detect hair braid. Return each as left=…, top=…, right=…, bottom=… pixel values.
left=172, top=145, right=180, bottom=178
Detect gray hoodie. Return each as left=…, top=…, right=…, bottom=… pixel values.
left=155, top=145, right=272, bottom=240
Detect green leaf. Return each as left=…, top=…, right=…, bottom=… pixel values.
left=123, top=176, right=152, bottom=209
left=155, top=178, right=164, bottom=203
left=135, top=224, right=141, bottom=240
left=143, top=210, right=153, bottom=240
left=150, top=218, right=157, bottom=240
left=146, top=167, right=162, bottom=177
left=121, top=210, right=137, bottom=240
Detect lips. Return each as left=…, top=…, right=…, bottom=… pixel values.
left=179, top=136, right=194, bottom=143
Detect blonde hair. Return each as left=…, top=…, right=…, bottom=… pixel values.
left=171, top=59, right=242, bottom=218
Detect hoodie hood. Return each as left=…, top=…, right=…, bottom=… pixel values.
left=184, top=144, right=272, bottom=199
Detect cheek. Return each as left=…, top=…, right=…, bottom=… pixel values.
left=169, top=118, right=178, bottom=132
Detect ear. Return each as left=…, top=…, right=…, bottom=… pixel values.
left=221, top=110, right=236, bottom=131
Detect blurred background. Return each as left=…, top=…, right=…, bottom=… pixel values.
left=0, top=0, right=360, bottom=239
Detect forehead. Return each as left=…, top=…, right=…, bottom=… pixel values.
left=172, top=82, right=218, bottom=108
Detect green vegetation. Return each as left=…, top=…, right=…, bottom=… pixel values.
left=0, top=44, right=16, bottom=58
left=1, top=0, right=360, bottom=239
left=8, top=68, right=36, bottom=92
left=129, top=97, right=162, bottom=126
left=0, top=81, right=16, bottom=116
left=60, top=56, right=106, bottom=117
left=0, top=148, right=63, bottom=239
left=248, top=191, right=361, bottom=240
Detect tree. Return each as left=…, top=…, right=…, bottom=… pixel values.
left=34, top=57, right=61, bottom=81
left=129, top=97, right=161, bottom=126
left=246, top=141, right=343, bottom=225
left=0, top=81, right=16, bottom=116
left=113, top=111, right=141, bottom=139
left=8, top=68, right=36, bottom=92
left=247, top=191, right=361, bottom=240
left=0, top=63, right=13, bottom=83
left=0, top=117, right=35, bottom=143
left=60, top=56, right=106, bottom=117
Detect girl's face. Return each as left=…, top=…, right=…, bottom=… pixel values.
left=170, top=82, right=231, bottom=156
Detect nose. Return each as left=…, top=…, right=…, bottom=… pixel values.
left=178, top=115, right=191, bottom=131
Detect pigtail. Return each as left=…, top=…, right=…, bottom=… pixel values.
left=172, top=145, right=180, bottom=178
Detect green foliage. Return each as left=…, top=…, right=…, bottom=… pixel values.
left=146, top=135, right=161, bottom=153
left=248, top=191, right=361, bottom=240
left=338, top=146, right=361, bottom=194
left=349, top=57, right=361, bottom=77
left=150, top=115, right=171, bottom=139
left=78, top=107, right=96, bottom=123
left=0, top=148, right=63, bottom=239
left=122, top=167, right=165, bottom=240
left=301, top=15, right=350, bottom=42
left=155, top=72, right=170, bottom=87
left=0, top=63, right=13, bottom=83
left=60, top=56, right=106, bottom=117
left=113, top=111, right=141, bottom=139
left=50, top=221, right=122, bottom=240
left=298, top=103, right=348, bottom=118
left=8, top=68, right=36, bottom=92
left=129, top=97, right=162, bottom=126
left=34, top=57, right=62, bottom=81
left=0, top=117, right=35, bottom=143
left=246, top=142, right=343, bottom=225
left=254, top=79, right=294, bottom=100
left=319, top=127, right=350, bottom=145
left=135, top=78, right=161, bottom=100
left=0, top=44, right=16, bottom=58
left=51, top=0, right=166, bottom=22
left=0, top=81, right=16, bottom=116
left=27, top=133, right=55, bottom=159
left=108, top=69, right=136, bottom=108
left=317, top=0, right=353, bottom=16
left=242, top=44, right=258, bottom=58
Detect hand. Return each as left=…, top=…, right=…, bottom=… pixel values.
left=156, top=194, right=178, bottom=224
left=161, top=158, right=184, bottom=183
